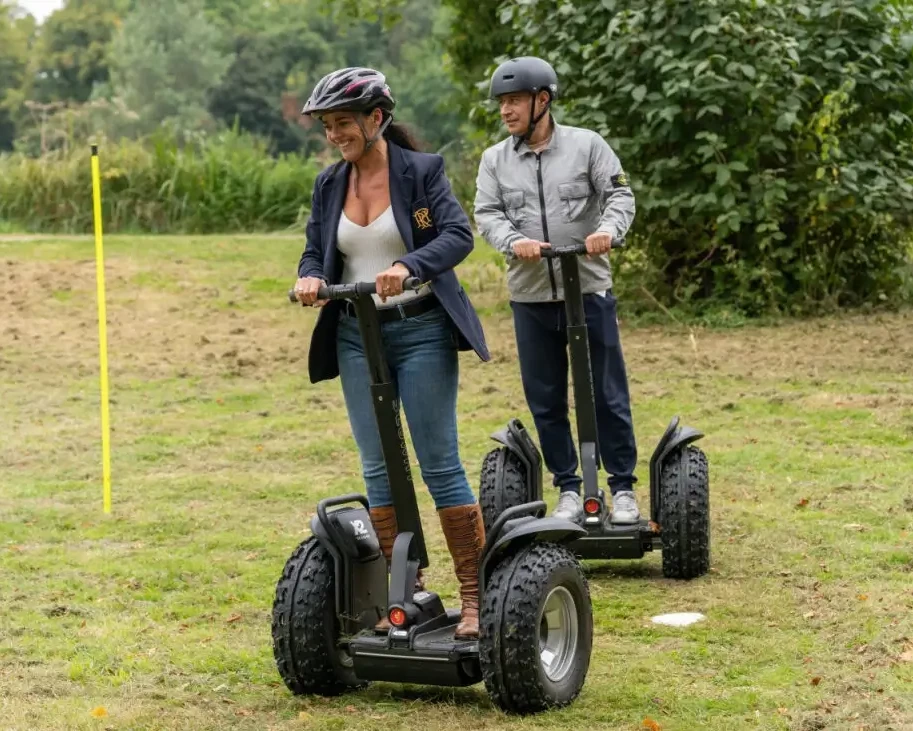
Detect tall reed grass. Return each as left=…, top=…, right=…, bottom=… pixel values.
left=0, top=130, right=320, bottom=233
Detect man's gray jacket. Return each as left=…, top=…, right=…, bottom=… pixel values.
left=474, top=122, right=635, bottom=302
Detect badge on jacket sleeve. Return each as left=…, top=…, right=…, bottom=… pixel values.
left=611, top=172, right=629, bottom=188
left=413, top=207, right=433, bottom=230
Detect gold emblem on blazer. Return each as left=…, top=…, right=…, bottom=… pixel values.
left=413, top=207, right=433, bottom=230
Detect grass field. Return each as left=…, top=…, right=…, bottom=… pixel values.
left=1, top=235, right=912, bottom=731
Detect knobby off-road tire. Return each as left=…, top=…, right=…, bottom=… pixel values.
left=479, top=542, right=593, bottom=714
left=271, top=537, right=365, bottom=696
left=479, top=448, right=530, bottom=536
left=659, top=445, right=710, bottom=580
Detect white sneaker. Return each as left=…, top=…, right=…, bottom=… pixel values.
left=611, top=490, right=641, bottom=524
left=551, top=491, right=584, bottom=524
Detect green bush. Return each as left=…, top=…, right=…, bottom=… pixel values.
left=501, top=0, right=913, bottom=313
left=0, top=129, right=319, bottom=233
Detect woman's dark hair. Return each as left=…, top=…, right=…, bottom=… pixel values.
left=382, top=120, right=422, bottom=152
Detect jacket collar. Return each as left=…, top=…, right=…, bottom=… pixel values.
left=515, top=119, right=563, bottom=157
left=320, top=141, right=416, bottom=256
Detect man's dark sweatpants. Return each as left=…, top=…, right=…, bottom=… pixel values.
left=510, top=291, right=637, bottom=495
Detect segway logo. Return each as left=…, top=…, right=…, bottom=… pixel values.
left=413, top=207, right=433, bottom=230
left=350, top=519, right=370, bottom=539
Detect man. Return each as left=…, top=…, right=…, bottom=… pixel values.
left=474, top=56, right=640, bottom=525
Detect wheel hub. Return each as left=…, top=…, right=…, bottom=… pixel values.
left=538, top=586, right=578, bottom=682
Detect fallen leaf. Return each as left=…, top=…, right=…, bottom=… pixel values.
left=811, top=676, right=822, bottom=686
left=226, top=613, right=243, bottom=624
left=643, top=718, right=662, bottom=731
left=90, top=707, right=108, bottom=718
left=796, top=498, right=809, bottom=508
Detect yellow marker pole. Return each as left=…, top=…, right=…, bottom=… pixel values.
left=91, top=143, right=112, bottom=514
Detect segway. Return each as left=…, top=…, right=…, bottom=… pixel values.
left=273, top=278, right=594, bottom=714
left=479, top=243, right=710, bottom=580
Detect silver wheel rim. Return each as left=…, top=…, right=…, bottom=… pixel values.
left=538, top=586, right=578, bottom=682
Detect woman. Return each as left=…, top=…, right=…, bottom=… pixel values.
left=293, top=67, right=490, bottom=639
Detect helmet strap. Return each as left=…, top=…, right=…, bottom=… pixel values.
left=514, top=90, right=552, bottom=152
left=356, top=110, right=393, bottom=156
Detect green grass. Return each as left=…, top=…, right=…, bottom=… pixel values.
left=1, top=235, right=912, bottom=731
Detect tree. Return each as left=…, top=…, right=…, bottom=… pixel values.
left=107, top=0, right=231, bottom=138
left=29, top=0, right=127, bottom=104
left=209, top=27, right=328, bottom=153
left=0, top=2, right=35, bottom=150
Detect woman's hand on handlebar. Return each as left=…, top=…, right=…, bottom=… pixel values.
left=584, top=232, right=612, bottom=257
left=294, top=276, right=328, bottom=307
left=376, top=263, right=411, bottom=302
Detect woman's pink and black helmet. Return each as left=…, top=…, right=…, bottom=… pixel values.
left=301, top=67, right=396, bottom=117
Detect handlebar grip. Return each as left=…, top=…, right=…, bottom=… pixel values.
left=538, top=237, right=626, bottom=259
left=540, top=244, right=588, bottom=259
left=288, top=276, right=426, bottom=304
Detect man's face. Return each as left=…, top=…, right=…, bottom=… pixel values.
left=498, top=91, right=549, bottom=135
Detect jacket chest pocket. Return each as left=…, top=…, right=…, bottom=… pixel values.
left=502, top=189, right=526, bottom=226
left=557, top=181, right=592, bottom=222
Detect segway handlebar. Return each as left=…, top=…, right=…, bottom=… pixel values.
left=539, top=237, right=626, bottom=259
left=287, top=276, right=424, bottom=303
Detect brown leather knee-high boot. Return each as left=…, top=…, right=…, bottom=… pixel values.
left=369, top=506, right=425, bottom=631
left=438, top=503, right=485, bottom=639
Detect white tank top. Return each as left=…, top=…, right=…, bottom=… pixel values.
left=337, top=206, right=431, bottom=307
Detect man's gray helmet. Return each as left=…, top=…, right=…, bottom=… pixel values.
left=488, top=57, right=559, bottom=150
left=488, top=56, right=559, bottom=100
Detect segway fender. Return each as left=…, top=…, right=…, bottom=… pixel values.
left=479, top=516, right=586, bottom=586
left=489, top=418, right=543, bottom=502
left=649, top=417, right=705, bottom=524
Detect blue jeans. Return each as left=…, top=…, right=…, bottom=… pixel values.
left=336, top=305, right=476, bottom=510
left=511, top=292, right=638, bottom=496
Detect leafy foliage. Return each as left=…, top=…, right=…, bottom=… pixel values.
left=499, top=0, right=913, bottom=312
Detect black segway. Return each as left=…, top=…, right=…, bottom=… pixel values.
left=272, top=278, right=594, bottom=714
left=480, top=244, right=710, bottom=580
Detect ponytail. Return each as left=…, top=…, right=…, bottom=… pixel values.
left=383, top=121, right=422, bottom=152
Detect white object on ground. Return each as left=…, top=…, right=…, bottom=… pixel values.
left=651, top=612, right=706, bottom=627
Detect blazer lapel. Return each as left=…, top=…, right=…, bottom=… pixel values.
left=388, top=143, right=415, bottom=252
left=323, top=162, right=350, bottom=277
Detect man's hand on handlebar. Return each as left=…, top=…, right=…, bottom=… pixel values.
left=510, top=239, right=551, bottom=262
left=293, top=276, right=328, bottom=307
left=584, top=231, right=612, bottom=258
